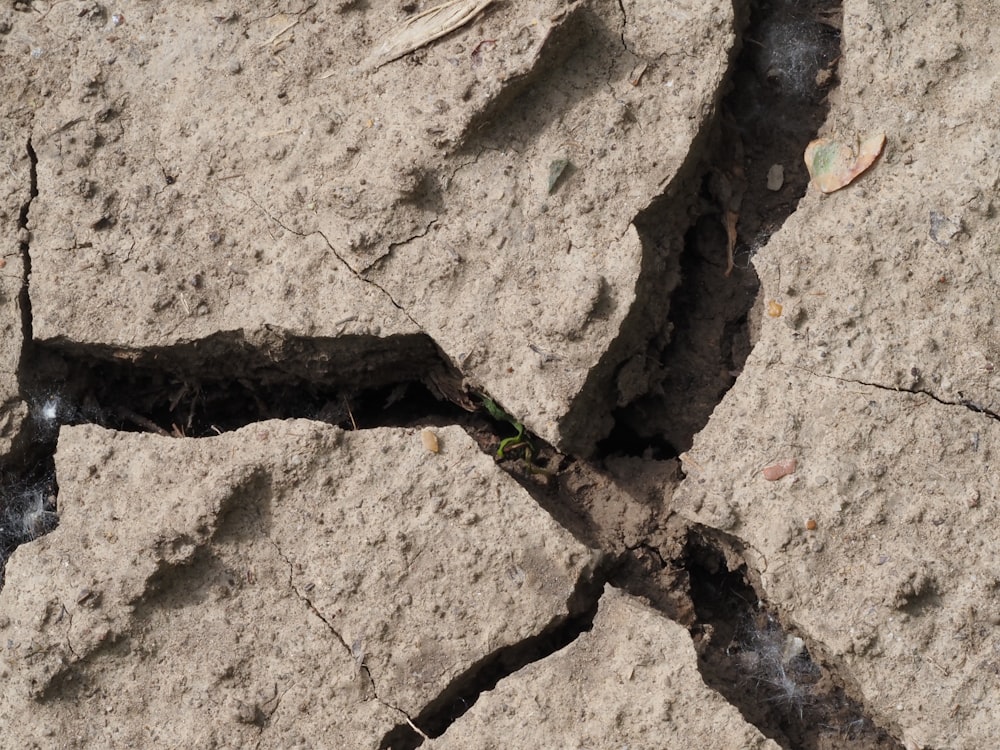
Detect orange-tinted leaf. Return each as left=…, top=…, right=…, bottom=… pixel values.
left=804, top=133, right=886, bottom=193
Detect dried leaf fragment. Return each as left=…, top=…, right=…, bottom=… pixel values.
left=804, top=133, right=885, bottom=193
left=364, top=0, right=494, bottom=71
left=421, top=428, right=440, bottom=453
left=762, top=458, right=797, bottom=481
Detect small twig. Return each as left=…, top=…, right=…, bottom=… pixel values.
left=259, top=19, right=298, bottom=49
left=118, top=408, right=171, bottom=437
left=343, top=397, right=357, bottom=431
left=403, top=715, right=429, bottom=741
left=364, top=0, right=495, bottom=70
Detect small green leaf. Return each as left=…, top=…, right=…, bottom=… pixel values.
left=547, top=158, right=571, bottom=194
left=481, top=396, right=512, bottom=424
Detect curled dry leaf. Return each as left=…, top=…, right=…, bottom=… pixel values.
left=804, top=133, right=886, bottom=193
left=762, top=458, right=797, bottom=481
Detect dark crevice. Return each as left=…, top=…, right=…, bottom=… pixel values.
left=22, top=343, right=466, bottom=439
left=0, top=457, right=56, bottom=589
left=601, top=0, right=842, bottom=459
left=378, top=561, right=610, bottom=749
left=0, top=138, right=54, bottom=587
left=682, top=529, right=903, bottom=750
left=17, top=137, right=37, bottom=345
left=609, top=538, right=695, bottom=627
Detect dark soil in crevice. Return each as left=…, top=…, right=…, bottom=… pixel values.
left=378, top=561, right=610, bottom=749
left=22, top=345, right=469, bottom=439
left=603, top=0, right=842, bottom=458
left=608, top=537, right=695, bottom=627
left=683, top=530, right=903, bottom=750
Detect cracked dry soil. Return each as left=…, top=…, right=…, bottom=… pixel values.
left=1, top=0, right=998, bottom=749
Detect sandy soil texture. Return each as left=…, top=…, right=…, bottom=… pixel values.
left=0, top=0, right=997, bottom=748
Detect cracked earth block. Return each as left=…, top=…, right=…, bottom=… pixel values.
left=24, top=0, right=734, bottom=453
left=427, top=586, right=780, bottom=749
left=0, top=422, right=597, bottom=747
left=672, top=3, right=1000, bottom=745
left=0, top=136, right=30, bottom=453
left=676, top=364, right=1000, bottom=749
left=755, top=0, right=999, bottom=418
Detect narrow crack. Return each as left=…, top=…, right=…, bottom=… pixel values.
left=786, top=363, right=1000, bottom=422
left=270, top=538, right=351, bottom=654
left=356, top=218, right=438, bottom=277
left=274, top=539, right=434, bottom=743
left=378, top=560, right=609, bottom=749
left=16, top=138, right=37, bottom=349
left=615, top=0, right=633, bottom=55
left=266, top=539, right=437, bottom=738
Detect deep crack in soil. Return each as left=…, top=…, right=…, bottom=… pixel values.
left=378, top=559, right=609, bottom=749
left=0, top=0, right=913, bottom=746
left=685, top=530, right=903, bottom=750
left=603, top=0, right=842, bottom=459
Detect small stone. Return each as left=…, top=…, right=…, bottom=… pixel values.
left=227, top=59, right=242, bottom=75
left=762, top=458, right=797, bottom=481
left=929, top=211, right=963, bottom=246
left=766, top=164, right=784, bottom=191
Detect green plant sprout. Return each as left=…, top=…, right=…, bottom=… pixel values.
left=480, top=397, right=554, bottom=476
left=480, top=396, right=530, bottom=459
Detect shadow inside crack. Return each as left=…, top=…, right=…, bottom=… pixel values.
left=683, top=529, right=903, bottom=750
left=0, top=457, right=57, bottom=589
left=0, top=338, right=476, bottom=586
left=23, top=343, right=466, bottom=439
left=378, top=563, right=609, bottom=749
left=601, top=0, right=843, bottom=459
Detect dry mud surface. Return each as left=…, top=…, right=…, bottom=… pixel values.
left=0, top=0, right=997, bottom=748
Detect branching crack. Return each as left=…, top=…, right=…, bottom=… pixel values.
left=356, top=217, right=438, bottom=276
left=314, top=227, right=426, bottom=330
left=231, top=186, right=430, bottom=334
